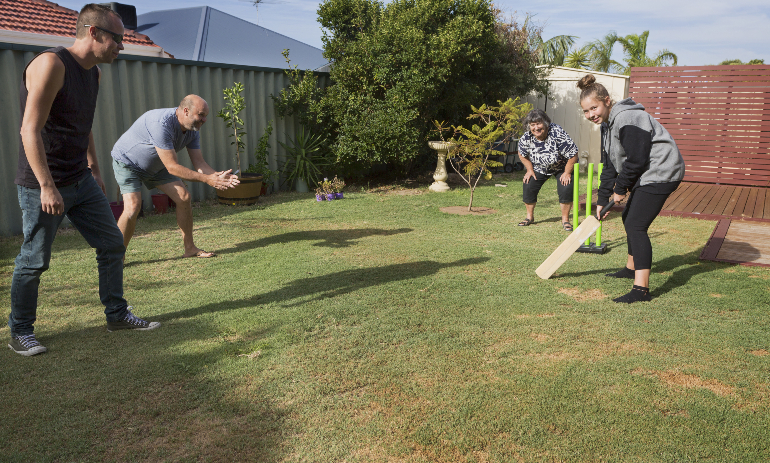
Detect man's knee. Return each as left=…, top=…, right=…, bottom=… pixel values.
left=122, top=194, right=143, bottom=218
left=176, top=188, right=191, bottom=204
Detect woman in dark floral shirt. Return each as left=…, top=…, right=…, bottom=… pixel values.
left=517, top=109, right=579, bottom=230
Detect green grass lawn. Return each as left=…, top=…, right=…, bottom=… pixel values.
left=2, top=174, right=769, bottom=462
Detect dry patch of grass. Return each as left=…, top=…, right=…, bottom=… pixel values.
left=558, top=287, right=608, bottom=302
left=594, top=341, right=652, bottom=357
left=633, top=368, right=735, bottom=396
left=369, top=186, right=424, bottom=196
left=527, top=351, right=576, bottom=362
left=750, top=349, right=770, bottom=356
left=440, top=206, right=497, bottom=215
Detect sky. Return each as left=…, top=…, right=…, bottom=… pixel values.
left=50, top=0, right=770, bottom=67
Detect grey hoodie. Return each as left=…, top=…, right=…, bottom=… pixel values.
left=598, top=98, right=685, bottom=205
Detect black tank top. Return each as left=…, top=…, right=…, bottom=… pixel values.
left=15, top=47, right=100, bottom=188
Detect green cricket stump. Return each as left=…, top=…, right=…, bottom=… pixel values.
left=576, top=162, right=608, bottom=254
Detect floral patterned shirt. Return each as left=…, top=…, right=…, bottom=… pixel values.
left=517, top=123, right=578, bottom=175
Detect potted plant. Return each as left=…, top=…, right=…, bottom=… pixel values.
left=215, top=82, right=263, bottom=205
left=314, top=178, right=335, bottom=201
left=245, top=120, right=277, bottom=195
left=279, top=126, right=327, bottom=193
left=331, top=176, right=345, bottom=199
left=315, top=183, right=326, bottom=201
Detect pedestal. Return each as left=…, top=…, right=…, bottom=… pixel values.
left=428, top=141, right=452, bottom=192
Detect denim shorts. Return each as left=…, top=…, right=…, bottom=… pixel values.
left=112, top=159, right=180, bottom=194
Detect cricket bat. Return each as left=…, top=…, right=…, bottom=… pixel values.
left=536, top=200, right=615, bottom=279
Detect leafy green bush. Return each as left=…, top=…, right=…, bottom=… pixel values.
left=273, top=0, right=544, bottom=177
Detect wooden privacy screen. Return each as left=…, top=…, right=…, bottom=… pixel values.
left=629, top=65, right=770, bottom=187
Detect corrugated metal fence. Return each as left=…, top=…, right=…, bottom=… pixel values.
left=0, top=42, right=329, bottom=236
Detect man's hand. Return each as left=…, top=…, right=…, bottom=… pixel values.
left=522, top=170, right=536, bottom=184
left=41, top=186, right=64, bottom=215
left=559, top=171, right=572, bottom=186
left=92, top=172, right=107, bottom=194
left=207, top=170, right=240, bottom=190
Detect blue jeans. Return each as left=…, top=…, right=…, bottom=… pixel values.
left=9, top=175, right=128, bottom=336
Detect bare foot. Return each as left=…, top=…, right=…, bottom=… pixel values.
left=184, top=249, right=216, bottom=258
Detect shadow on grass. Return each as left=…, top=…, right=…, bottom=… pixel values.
left=157, top=257, right=490, bottom=321
left=125, top=228, right=414, bottom=267
left=651, top=249, right=727, bottom=297
left=5, top=321, right=288, bottom=462
left=219, top=227, right=414, bottom=253
left=558, top=247, right=723, bottom=296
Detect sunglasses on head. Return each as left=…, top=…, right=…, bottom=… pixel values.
left=83, top=24, right=123, bottom=44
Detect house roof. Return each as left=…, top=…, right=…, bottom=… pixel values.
left=0, top=0, right=160, bottom=48
left=136, top=6, right=328, bottom=70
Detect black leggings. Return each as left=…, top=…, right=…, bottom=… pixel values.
left=621, top=181, right=680, bottom=270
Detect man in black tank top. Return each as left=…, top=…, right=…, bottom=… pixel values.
left=8, top=4, right=160, bottom=357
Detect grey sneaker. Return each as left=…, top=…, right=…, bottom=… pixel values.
left=107, top=307, right=160, bottom=332
left=8, top=334, right=47, bottom=356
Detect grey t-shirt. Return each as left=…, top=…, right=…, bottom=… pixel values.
left=111, top=108, right=201, bottom=174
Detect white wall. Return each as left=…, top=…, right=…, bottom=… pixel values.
left=524, top=66, right=629, bottom=167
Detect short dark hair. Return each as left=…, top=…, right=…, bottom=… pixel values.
left=522, top=109, right=551, bottom=133
left=76, top=4, right=122, bottom=39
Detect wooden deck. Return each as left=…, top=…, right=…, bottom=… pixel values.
left=581, top=182, right=770, bottom=222
left=659, top=182, right=770, bottom=222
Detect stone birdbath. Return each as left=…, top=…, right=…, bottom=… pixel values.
left=428, top=141, right=454, bottom=192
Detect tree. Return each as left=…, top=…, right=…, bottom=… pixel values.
left=615, top=31, right=677, bottom=74
left=587, top=31, right=622, bottom=73
left=563, top=44, right=593, bottom=70
left=435, top=98, right=531, bottom=211
left=307, top=0, right=543, bottom=174
left=535, top=34, right=577, bottom=66
left=719, top=58, right=765, bottom=65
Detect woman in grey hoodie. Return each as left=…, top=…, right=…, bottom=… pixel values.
left=578, top=74, right=685, bottom=303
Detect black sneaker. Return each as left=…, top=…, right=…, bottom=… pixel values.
left=8, top=334, right=47, bottom=356
left=107, top=307, right=160, bottom=332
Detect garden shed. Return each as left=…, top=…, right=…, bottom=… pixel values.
left=524, top=66, right=629, bottom=167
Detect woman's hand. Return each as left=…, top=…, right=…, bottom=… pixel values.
left=522, top=170, right=535, bottom=184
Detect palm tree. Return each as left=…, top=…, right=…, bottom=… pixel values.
left=563, top=44, right=593, bottom=70
left=587, top=31, right=623, bottom=73
left=535, top=34, right=578, bottom=66
left=615, top=31, right=677, bottom=74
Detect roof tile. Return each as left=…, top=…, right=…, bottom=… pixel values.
left=0, top=0, right=160, bottom=48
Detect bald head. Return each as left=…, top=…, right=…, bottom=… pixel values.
left=177, top=95, right=209, bottom=132
left=179, top=95, right=208, bottom=112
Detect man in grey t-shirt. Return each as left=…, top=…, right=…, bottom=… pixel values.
left=111, top=94, right=239, bottom=259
